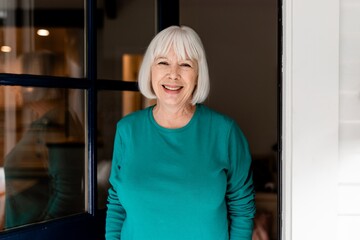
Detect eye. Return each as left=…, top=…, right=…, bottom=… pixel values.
left=158, top=61, right=169, bottom=65
left=180, top=63, right=192, bottom=68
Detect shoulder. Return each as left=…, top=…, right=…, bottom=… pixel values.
left=116, top=106, right=151, bottom=130
left=198, top=104, right=247, bottom=142
left=198, top=104, right=236, bottom=128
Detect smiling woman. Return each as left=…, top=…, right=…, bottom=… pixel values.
left=105, top=25, right=256, bottom=240
left=138, top=26, right=209, bottom=106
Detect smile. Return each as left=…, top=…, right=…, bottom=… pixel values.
left=162, top=85, right=183, bottom=91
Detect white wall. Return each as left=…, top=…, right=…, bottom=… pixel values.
left=338, top=0, right=360, bottom=238
left=283, top=0, right=339, bottom=239
left=283, top=0, right=360, bottom=239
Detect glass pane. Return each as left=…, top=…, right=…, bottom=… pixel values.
left=0, top=86, right=86, bottom=231
left=0, top=1, right=84, bottom=78
left=97, top=0, right=155, bottom=80
left=97, top=90, right=155, bottom=209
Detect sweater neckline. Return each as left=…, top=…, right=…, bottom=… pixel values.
left=149, top=104, right=200, bottom=133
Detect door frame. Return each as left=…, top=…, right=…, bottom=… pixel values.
left=282, top=0, right=339, bottom=239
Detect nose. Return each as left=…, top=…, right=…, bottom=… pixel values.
left=168, top=65, right=180, bottom=80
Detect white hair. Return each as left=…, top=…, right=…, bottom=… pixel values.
left=138, top=25, right=210, bottom=105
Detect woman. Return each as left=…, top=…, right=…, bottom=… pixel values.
left=106, top=25, right=255, bottom=240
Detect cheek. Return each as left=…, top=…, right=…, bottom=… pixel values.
left=151, top=70, right=163, bottom=84
left=150, top=78, right=157, bottom=93
left=150, top=72, right=158, bottom=87
left=151, top=76, right=162, bottom=95
left=189, top=74, right=198, bottom=87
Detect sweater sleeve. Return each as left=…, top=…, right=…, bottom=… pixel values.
left=226, top=121, right=256, bottom=240
left=105, top=126, right=126, bottom=240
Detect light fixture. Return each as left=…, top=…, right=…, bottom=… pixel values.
left=1, top=45, right=11, bottom=53
left=37, top=29, right=50, bottom=36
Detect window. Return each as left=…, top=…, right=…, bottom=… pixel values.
left=0, top=0, right=156, bottom=238
left=0, top=0, right=86, bottom=231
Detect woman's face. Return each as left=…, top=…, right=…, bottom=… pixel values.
left=151, top=48, right=198, bottom=109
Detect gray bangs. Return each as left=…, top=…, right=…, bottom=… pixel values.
left=152, top=29, right=201, bottom=61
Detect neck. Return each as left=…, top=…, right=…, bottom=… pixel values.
left=153, top=103, right=196, bottom=129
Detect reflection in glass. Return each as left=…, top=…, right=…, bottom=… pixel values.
left=0, top=2, right=84, bottom=78
left=0, top=86, right=86, bottom=230
left=97, top=91, right=123, bottom=209
left=97, top=0, right=155, bottom=80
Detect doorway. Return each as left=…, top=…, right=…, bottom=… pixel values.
left=0, top=0, right=281, bottom=239
left=180, top=1, right=280, bottom=239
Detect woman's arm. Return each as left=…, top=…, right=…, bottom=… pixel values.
left=106, top=185, right=126, bottom=239
left=105, top=126, right=126, bottom=240
left=226, top=122, right=256, bottom=240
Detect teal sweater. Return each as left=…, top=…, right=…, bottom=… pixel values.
left=106, top=104, right=255, bottom=240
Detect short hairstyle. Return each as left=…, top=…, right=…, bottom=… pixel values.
left=138, top=25, right=210, bottom=105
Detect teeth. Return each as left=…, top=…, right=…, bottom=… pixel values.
left=163, top=85, right=182, bottom=91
